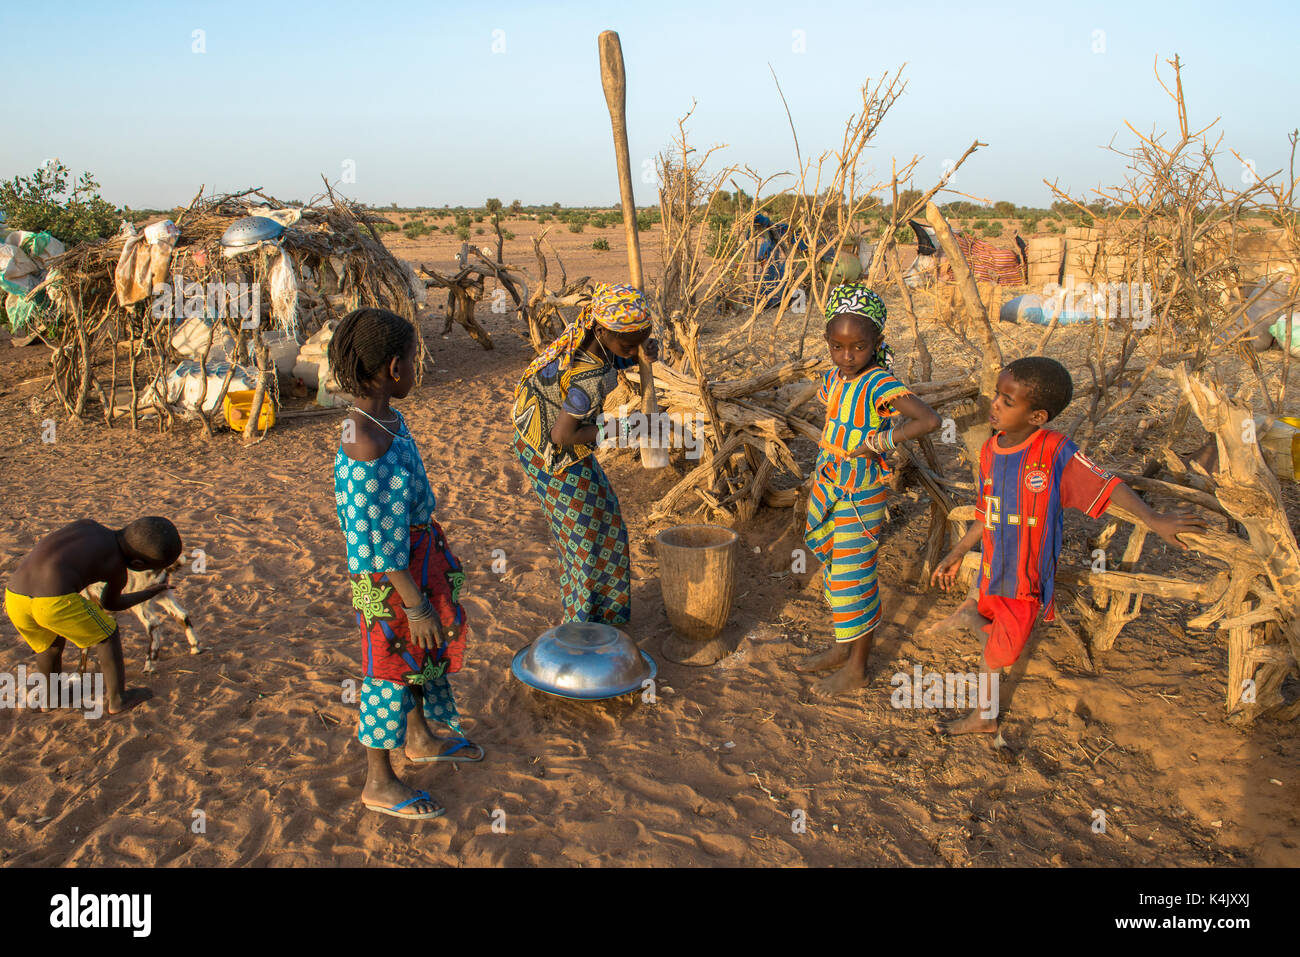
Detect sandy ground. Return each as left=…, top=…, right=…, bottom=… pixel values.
left=1, top=229, right=1299, bottom=867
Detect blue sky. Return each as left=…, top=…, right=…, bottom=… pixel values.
left=5, top=0, right=1296, bottom=209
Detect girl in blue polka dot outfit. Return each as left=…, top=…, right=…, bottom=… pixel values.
left=331, top=308, right=479, bottom=822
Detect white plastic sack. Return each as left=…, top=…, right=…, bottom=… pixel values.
left=5, top=231, right=66, bottom=263
left=171, top=316, right=235, bottom=361
left=260, top=329, right=301, bottom=377
left=150, top=360, right=257, bottom=413
left=144, top=219, right=180, bottom=246
left=999, top=294, right=1046, bottom=324
left=0, top=243, right=43, bottom=296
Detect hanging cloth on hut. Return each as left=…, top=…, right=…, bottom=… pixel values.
left=267, top=244, right=299, bottom=338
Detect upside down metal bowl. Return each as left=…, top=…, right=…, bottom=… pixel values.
left=512, top=622, right=656, bottom=700
left=220, top=215, right=285, bottom=248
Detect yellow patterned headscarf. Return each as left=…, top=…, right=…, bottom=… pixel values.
left=515, top=283, right=652, bottom=397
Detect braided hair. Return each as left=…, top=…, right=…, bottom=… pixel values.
left=328, top=308, right=416, bottom=397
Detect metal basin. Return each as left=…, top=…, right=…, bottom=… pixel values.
left=512, top=622, right=656, bottom=700
left=220, top=215, right=285, bottom=248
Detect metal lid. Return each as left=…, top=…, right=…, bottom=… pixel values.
left=511, top=622, right=656, bottom=700
left=220, top=215, right=284, bottom=248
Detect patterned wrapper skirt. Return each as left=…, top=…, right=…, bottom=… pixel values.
left=350, top=523, right=468, bottom=748
left=512, top=431, right=632, bottom=624
left=804, top=472, right=887, bottom=643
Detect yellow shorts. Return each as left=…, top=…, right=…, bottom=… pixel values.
left=4, top=589, right=117, bottom=652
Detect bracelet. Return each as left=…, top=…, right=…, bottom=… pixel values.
left=404, top=596, right=435, bottom=622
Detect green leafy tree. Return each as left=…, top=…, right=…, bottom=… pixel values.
left=0, top=161, right=119, bottom=244
left=485, top=198, right=503, bottom=215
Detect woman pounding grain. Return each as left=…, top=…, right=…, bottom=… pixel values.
left=511, top=283, right=658, bottom=625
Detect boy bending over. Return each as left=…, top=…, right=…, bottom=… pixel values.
left=5, top=517, right=182, bottom=715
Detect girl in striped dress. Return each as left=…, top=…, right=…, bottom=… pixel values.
left=795, top=285, right=941, bottom=697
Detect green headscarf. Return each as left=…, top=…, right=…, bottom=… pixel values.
left=826, top=283, right=893, bottom=369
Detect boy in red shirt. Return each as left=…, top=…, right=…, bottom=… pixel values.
left=927, top=357, right=1205, bottom=735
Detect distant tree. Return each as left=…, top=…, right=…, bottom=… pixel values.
left=896, top=189, right=923, bottom=215
left=993, top=200, right=1016, bottom=217
left=552, top=202, right=561, bottom=212
left=485, top=198, right=503, bottom=214
left=509, top=199, right=522, bottom=214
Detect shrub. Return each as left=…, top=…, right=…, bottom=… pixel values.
left=972, top=218, right=990, bottom=233
left=568, top=222, right=585, bottom=233
left=455, top=212, right=471, bottom=229
left=983, top=221, right=1004, bottom=237
left=456, top=226, right=470, bottom=240
left=537, top=212, right=551, bottom=224
left=592, top=238, right=610, bottom=251
left=475, top=227, right=485, bottom=235
left=636, top=212, right=653, bottom=231
left=441, top=224, right=455, bottom=234
left=0, top=161, right=119, bottom=244
left=503, top=231, right=515, bottom=241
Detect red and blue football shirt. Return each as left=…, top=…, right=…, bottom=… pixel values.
left=975, top=428, right=1120, bottom=618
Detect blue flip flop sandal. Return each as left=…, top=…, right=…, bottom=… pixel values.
left=409, top=736, right=485, bottom=764
left=363, top=789, right=445, bottom=820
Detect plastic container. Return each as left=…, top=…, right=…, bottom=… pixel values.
left=223, top=389, right=276, bottom=431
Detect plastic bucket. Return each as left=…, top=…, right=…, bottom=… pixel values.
left=655, top=524, right=739, bottom=642
left=223, top=389, right=276, bottom=431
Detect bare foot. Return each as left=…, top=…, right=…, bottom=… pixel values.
left=934, top=709, right=999, bottom=736
left=794, top=643, right=851, bottom=673
left=106, top=688, right=152, bottom=717
left=916, top=599, right=983, bottom=641
left=361, top=780, right=444, bottom=818
left=812, top=664, right=870, bottom=698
